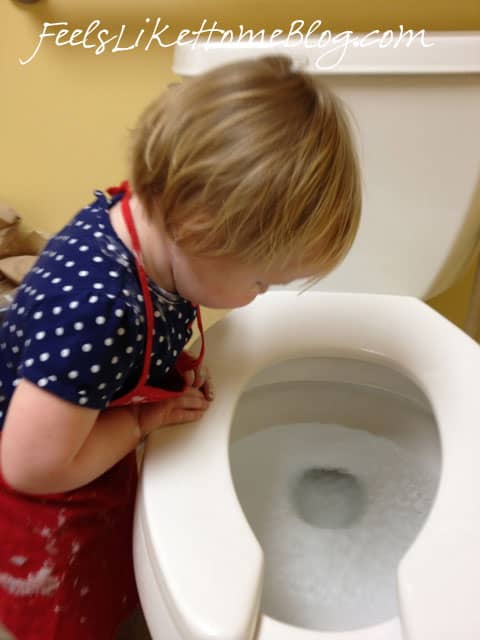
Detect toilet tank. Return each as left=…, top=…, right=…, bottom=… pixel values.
left=173, top=32, right=480, bottom=298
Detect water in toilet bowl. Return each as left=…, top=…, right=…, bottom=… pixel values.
left=230, top=421, right=437, bottom=632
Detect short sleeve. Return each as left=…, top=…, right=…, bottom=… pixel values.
left=17, top=290, right=141, bottom=409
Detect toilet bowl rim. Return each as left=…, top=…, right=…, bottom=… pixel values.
left=138, top=292, right=480, bottom=640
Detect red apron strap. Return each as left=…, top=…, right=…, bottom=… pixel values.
left=106, top=180, right=130, bottom=198
left=108, top=181, right=206, bottom=390
left=116, top=184, right=155, bottom=389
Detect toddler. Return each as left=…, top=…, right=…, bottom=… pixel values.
left=0, top=55, right=360, bottom=639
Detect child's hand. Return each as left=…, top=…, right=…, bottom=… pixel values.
left=138, top=386, right=211, bottom=436
left=183, top=356, right=214, bottom=401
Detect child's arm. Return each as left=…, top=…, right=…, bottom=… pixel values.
left=0, top=378, right=209, bottom=495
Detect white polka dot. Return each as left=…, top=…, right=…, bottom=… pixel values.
left=136, top=334, right=143, bottom=342
left=126, top=346, right=133, bottom=354
left=156, top=359, right=162, bottom=366
left=79, top=245, right=89, bottom=252
left=93, top=256, right=103, bottom=262
left=93, top=283, right=104, bottom=290
left=111, top=356, right=119, bottom=364
left=168, top=305, right=174, bottom=311
left=104, top=338, right=114, bottom=346
left=177, top=333, right=182, bottom=340
left=25, top=358, right=34, bottom=367
left=69, top=301, right=79, bottom=309
left=98, top=382, right=107, bottom=390
left=55, top=327, right=64, bottom=336
left=95, top=316, right=106, bottom=325
left=79, top=397, right=88, bottom=405
left=114, top=309, right=124, bottom=318
left=78, top=270, right=89, bottom=277
left=61, top=348, right=70, bottom=357
left=39, top=352, right=50, bottom=362
left=68, top=371, right=79, bottom=379
left=51, top=277, right=62, bottom=284
left=88, top=295, right=98, bottom=304
left=91, top=364, right=101, bottom=373
left=82, top=343, right=92, bottom=352
left=107, top=244, right=116, bottom=251
left=35, top=294, right=45, bottom=301
left=38, top=378, right=48, bottom=387
left=109, top=271, right=119, bottom=278
left=115, top=372, right=122, bottom=380
left=159, top=336, right=164, bottom=343
left=173, top=350, right=177, bottom=356
left=65, top=261, right=75, bottom=267
left=62, top=285, right=73, bottom=292
left=74, top=322, right=84, bottom=331
left=35, top=331, right=46, bottom=340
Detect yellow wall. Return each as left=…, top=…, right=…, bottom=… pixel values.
left=1, top=0, right=480, bottom=334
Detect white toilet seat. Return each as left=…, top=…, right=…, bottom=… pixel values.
left=134, top=292, right=480, bottom=640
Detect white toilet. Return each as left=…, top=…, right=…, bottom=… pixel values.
left=133, top=32, right=480, bottom=640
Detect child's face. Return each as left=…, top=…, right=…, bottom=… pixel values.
left=166, top=240, right=318, bottom=309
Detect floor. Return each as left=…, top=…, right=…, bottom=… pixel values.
left=116, top=607, right=152, bottom=639
left=0, top=625, right=14, bottom=640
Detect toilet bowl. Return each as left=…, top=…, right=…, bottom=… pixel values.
left=134, top=292, right=480, bottom=640
left=133, top=31, right=480, bottom=640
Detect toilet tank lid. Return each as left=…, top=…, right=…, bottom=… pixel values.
left=172, top=30, right=480, bottom=76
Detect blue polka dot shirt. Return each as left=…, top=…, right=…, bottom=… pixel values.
left=0, top=189, right=197, bottom=428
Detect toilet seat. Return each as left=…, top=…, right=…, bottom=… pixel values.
left=134, top=292, right=480, bottom=640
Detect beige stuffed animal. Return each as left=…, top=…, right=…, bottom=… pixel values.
left=0, top=202, right=50, bottom=315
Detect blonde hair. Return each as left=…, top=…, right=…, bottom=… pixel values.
left=129, top=56, right=361, bottom=284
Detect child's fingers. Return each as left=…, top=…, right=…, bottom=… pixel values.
left=200, top=375, right=214, bottom=401
left=184, top=366, right=215, bottom=401
left=179, top=386, right=210, bottom=408
left=168, top=388, right=210, bottom=423
left=183, top=369, right=195, bottom=387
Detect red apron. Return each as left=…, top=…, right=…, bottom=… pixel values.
left=0, top=181, right=205, bottom=639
